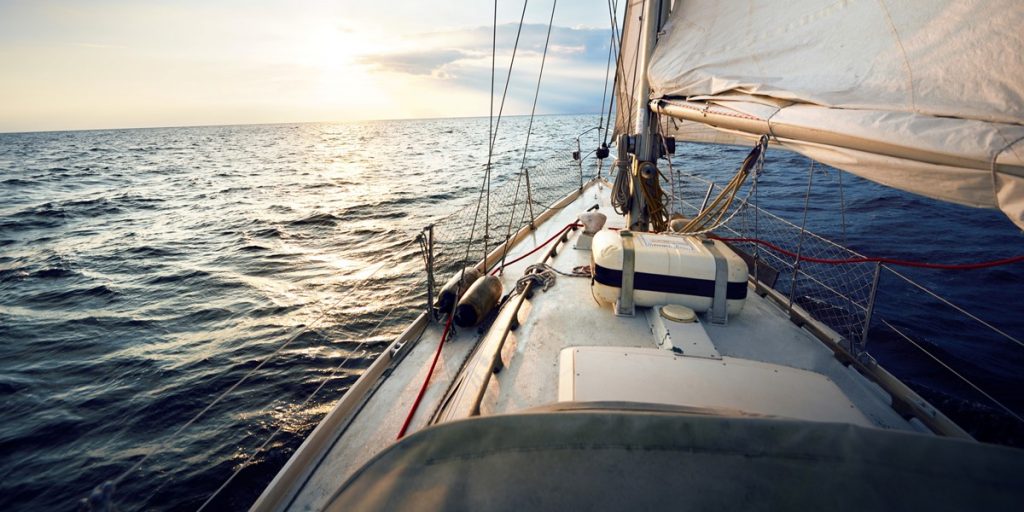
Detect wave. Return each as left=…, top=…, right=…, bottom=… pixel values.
left=23, top=284, right=120, bottom=308
left=1, top=178, right=35, bottom=187
left=288, top=212, right=340, bottom=226
left=1, top=115, right=1021, bottom=511
left=144, top=269, right=212, bottom=285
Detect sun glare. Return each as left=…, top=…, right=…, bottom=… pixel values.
left=288, top=23, right=399, bottom=119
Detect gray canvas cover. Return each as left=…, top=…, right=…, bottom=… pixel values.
left=326, top=406, right=1024, bottom=511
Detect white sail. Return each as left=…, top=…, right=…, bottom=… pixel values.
left=611, top=0, right=646, bottom=139
left=647, top=0, right=1024, bottom=228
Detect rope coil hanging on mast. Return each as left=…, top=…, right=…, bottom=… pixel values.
left=673, top=135, right=768, bottom=235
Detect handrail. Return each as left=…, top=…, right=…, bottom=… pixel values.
left=883, top=266, right=1024, bottom=350
left=880, top=319, right=1024, bottom=425
left=671, top=169, right=1024, bottom=434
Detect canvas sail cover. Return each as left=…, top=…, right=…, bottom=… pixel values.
left=326, top=408, right=1024, bottom=511
left=646, top=0, right=1024, bottom=228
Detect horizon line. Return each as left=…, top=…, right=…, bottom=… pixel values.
left=0, top=110, right=613, bottom=136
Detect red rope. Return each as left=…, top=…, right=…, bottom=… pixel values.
left=398, top=222, right=580, bottom=439
left=489, top=222, right=579, bottom=275
left=710, top=235, right=1024, bottom=270
left=396, top=311, right=455, bottom=440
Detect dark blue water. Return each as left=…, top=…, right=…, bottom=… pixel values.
left=1, top=117, right=1022, bottom=511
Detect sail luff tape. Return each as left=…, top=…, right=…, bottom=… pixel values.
left=616, top=231, right=636, bottom=317
left=703, top=239, right=729, bottom=324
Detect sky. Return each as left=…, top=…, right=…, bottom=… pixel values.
left=0, top=0, right=622, bottom=132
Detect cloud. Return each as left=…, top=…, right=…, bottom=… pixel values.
left=356, top=23, right=615, bottom=114
left=408, top=23, right=611, bottom=62
left=358, top=49, right=469, bottom=77
left=361, top=23, right=613, bottom=75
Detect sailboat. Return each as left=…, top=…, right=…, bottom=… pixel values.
left=245, top=1, right=1024, bottom=510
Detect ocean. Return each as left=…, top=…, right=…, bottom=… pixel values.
left=1, top=115, right=1022, bottom=510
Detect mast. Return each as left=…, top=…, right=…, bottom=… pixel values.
left=618, top=0, right=671, bottom=231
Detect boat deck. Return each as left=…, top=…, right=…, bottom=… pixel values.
left=267, top=180, right=922, bottom=511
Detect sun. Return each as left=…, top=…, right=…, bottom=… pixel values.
left=286, top=23, right=395, bottom=118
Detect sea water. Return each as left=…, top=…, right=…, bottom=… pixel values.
left=1, top=115, right=1021, bottom=510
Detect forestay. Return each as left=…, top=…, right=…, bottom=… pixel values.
left=645, top=0, right=1024, bottom=228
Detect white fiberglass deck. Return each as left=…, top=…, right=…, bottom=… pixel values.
left=269, top=180, right=920, bottom=511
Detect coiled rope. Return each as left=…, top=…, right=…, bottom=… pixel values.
left=515, top=264, right=558, bottom=294
left=636, top=161, right=670, bottom=232
left=675, top=136, right=767, bottom=234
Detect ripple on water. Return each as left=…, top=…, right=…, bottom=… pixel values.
left=0, top=117, right=1021, bottom=512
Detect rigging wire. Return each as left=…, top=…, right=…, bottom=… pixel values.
left=625, top=0, right=646, bottom=136
left=881, top=319, right=1024, bottom=425
left=486, top=0, right=497, bottom=261
left=838, top=168, right=848, bottom=243
left=460, top=0, right=529, bottom=273
left=81, top=236, right=419, bottom=510
left=708, top=235, right=1024, bottom=270
left=602, top=0, right=622, bottom=143
left=497, top=0, right=559, bottom=275
left=196, top=305, right=401, bottom=511
left=597, top=23, right=614, bottom=144
left=883, top=266, right=1024, bottom=350
left=675, top=136, right=766, bottom=234
left=487, top=0, right=530, bottom=153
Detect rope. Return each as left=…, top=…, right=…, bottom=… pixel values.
left=81, top=235, right=419, bottom=510
left=709, top=235, right=1024, bottom=270
left=675, top=136, right=765, bottom=234
left=636, top=161, right=669, bottom=232
left=396, top=310, right=456, bottom=439
left=659, top=118, right=677, bottom=216
left=524, top=262, right=590, bottom=279
left=489, top=222, right=579, bottom=276
left=515, top=264, right=557, bottom=294
left=610, top=157, right=632, bottom=215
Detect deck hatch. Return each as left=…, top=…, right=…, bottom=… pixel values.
left=559, top=346, right=872, bottom=427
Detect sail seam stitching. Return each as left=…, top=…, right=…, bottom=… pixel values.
left=876, top=0, right=916, bottom=113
